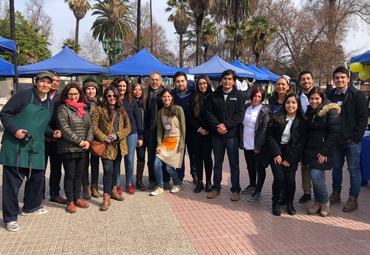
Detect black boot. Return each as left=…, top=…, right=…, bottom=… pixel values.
left=287, top=202, right=296, bottom=215
left=194, top=181, right=204, bottom=193
left=205, top=181, right=212, bottom=192
left=136, top=162, right=146, bottom=191
left=272, top=201, right=281, bottom=216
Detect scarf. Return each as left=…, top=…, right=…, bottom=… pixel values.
left=65, top=99, right=86, bottom=118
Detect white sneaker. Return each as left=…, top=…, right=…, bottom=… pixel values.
left=6, top=221, right=19, bottom=232
left=21, top=208, right=48, bottom=216
left=171, top=185, right=181, bottom=193
left=150, top=187, right=164, bottom=196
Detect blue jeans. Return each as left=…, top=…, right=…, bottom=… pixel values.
left=212, top=136, right=241, bottom=193
left=117, top=133, right=138, bottom=185
left=332, top=142, right=361, bottom=196
left=154, top=157, right=180, bottom=188
left=310, top=169, right=328, bottom=204
left=102, top=148, right=122, bottom=194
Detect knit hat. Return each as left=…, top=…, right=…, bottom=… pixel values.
left=83, top=79, right=99, bottom=91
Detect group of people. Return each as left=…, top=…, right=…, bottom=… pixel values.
left=0, top=66, right=367, bottom=232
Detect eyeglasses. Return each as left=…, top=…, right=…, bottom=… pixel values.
left=198, top=82, right=207, bottom=86
left=67, top=93, right=79, bottom=97
left=107, top=94, right=117, bottom=98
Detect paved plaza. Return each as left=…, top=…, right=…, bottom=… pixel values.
left=0, top=148, right=370, bottom=255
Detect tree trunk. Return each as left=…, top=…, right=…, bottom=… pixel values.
left=75, top=18, right=79, bottom=53
left=9, top=0, right=18, bottom=93
left=150, top=0, right=153, bottom=51
left=179, top=33, right=183, bottom=67
left=137, top=0, right=141, bottom=52
left=232, top=1, right=239, bottom=60
left=195, top=13, right=204, bottom=66
left=204, top=44, right=208, bottom=63
left=255, top=52, right=260, bottom=67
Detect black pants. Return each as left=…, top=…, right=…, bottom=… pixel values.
left=244, top=150, right=266, bottom=192
left=82, top=152, right=100, bottom=186
left=193, top=132, right=213, bottom=181
left=3, top=165, right=44, bottom=223
left=62, top=157, right=85, bottom=202
left=136, top=145, right=146, bottom=163
left=271, top=163, right=296, bottom=202
left=43, top=141, right=62, bottom=199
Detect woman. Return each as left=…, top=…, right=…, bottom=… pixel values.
left=57, top=83, right=93, bottom=213
left=268, top=75, right=294, bottom=114
left=81, top=78, right=101, bottom=199
left=188, top=75, right=213, bottom=193
left=132, top=83, right=147, bottom=191
left=240, top=87, right=270, bottom=201
left=112, top=77, right=143, bottom=195
left=265, top=93, right=306, bottom=216
left=303, top=87, right=340, bottom=217
left=91, top=86, right=130, bottom=211
left=150, top=88, right=185, bottom=196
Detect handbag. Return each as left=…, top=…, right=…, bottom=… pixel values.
left=90, top=112, right=117, bottom=157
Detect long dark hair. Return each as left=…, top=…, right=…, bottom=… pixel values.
left=160, top=88, right=177, bottom=118
left=60, top=82, right=86, bottom=103
left=101, top=86, right=125, bottom=117
left=270, top=93, right=305, bottom=127
left=192, top=75, right=212, bottom=119
left=307, top=87, right=326, bottom=113
left=111, top=76, right=132, bottom=103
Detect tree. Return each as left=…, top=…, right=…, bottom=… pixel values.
left=62, top=38, right=81, bottom=53
left=64, top=0, right=91, bottom=53
left=137, top=0, right=141, bottom=52
left=201, top=20, right=217, bottom=61
left=166, top=0, right=192, bottom=67
left=188, top=0, right=214, bottom=65
left=80, top=32, right=107, bottom=64
left=0, top=11, right=51, bottom=65
left=25, top=0, right=53, bottom=43
left=244, top=15, right=278, bottom=67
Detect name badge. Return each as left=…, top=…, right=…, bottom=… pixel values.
left=230, top=97, right=237, bottom=101
left=337, top=101, right=343, bottom=106
left=165, top=123, right=172, bottom=130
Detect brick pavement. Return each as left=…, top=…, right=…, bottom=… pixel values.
left=1, top=149, right=370, bottom=255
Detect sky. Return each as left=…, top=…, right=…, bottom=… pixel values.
left=12, top=0, right=370, bottom=60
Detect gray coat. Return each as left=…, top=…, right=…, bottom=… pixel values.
left=56, top=104, right=94, bottom=154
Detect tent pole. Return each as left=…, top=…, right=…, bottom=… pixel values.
left=12, top=51, right=18, bottom=93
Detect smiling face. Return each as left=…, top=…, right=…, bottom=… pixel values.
left=175, top=75, right=187, bottom=93
left=161, top=91, right=173, bottom=107
left=36, top=77, right=52, bottom=97
left=309, top=93, right=322, bottom=110
left=334, top=72, right=350, bottom=92
left=197, top=79, right=208, bottom=93
left=275, top=78, right=290, bottom=95
left=106, top=89, right=117, bottom=107
left=285, top=96, right=298, bottom=116
left=252, top=92, right=263, bottom=107
left=85, top=86, right=97, bottom=99
left=221, top=74, right=235, bottom=92
left=150, top=73, right=162, bottom=90
left=67, top=87, right=80, bottom=103
left=117, top=81, right=127, bottom=96
left=133, top=85, right=142, bottom=100
left=51, top=75, right=60, bottom=91
left=299, top=73, right=313, bottom=93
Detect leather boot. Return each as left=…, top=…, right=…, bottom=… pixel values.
left=286, top=201, right=296, bottom=215
left=272, top=201, right=281, bottom=216
left=308, top=202, right=322, bottom=215
left=205, top=181, right=212, bottom=192
left=320, top=201, right=330, bottom=217
left=136, top=162, right=147, bottom=191
left=91, top=184, right=101, bottom=198
left=194, top=181, right=204, bottom=193
left=83, top=185, right=91, bottom=200
left=111, top=186, right=124, bottom=201
left=100, top=193, right=111, bottom=211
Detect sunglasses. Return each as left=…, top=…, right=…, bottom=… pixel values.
left=107, top=94, right=117, bottom=98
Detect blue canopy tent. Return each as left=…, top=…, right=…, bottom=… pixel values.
left=0, top=57, right=15, bottom=76
left=260, top=66, right=280, bottom=81
left=109, top=48, right=188, bottom=76
left=247, top=63, right=278, bottom=82
left=351, top=51, right=370, bottom=64
left=0, top=37, right=16, bottom=53
left=230, top=60, right=268, bottom=81
left=189, top=55, right=254, bottom=78
left=18, top=47, right=108, bottom=76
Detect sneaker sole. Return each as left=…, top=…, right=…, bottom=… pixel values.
left=21, top=209, right=48, bottom=216
left=247, top=197, right=261, bottom=202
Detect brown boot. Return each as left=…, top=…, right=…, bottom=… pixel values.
left=111, top=186, right=124, bottom=201
left=91, top=184, right=101, bottom=198
left=308, top=202, right=321, bottom=215
left=100, top=193, right=111, bottom=211
left=136, top=162, right=147, bottom=191
left=83, top=185, right=91, bottom=200
left=320, top=201, right=330, bottom=217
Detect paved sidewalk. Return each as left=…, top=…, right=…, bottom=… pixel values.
left=1, top=149, right=370, bottom=254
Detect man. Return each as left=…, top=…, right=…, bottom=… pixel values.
left=145, top=71, right=169, bottom=189
left=43, top=71, right=67, bottom=205
left=172, top=71, right=197, bottom=184
left=297, top=71, right=315, bottom=203
left=206, top=69, right=245, bottom=201
left=0, top=71, right=61, bottom=232
left=326, top=66, right=367, bottom=212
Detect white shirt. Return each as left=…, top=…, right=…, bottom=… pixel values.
left=243, top=104, right=263, bottom=150
left=281, top=115, right=295, bottom=144
left=300, top=92, right=309, bottom=113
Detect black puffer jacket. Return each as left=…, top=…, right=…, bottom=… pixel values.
left=56, top=104, right=94, bottom=154
left=302, top=101, right=341, bottom=170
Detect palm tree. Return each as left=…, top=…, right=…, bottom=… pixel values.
left=201, top=20, right=217, bottom=61
left=224, top=21, right=248, bottom=60
left=188, top=0, right=214, bottom=65
left=64, top=0, right=91, bottom=53
left=244, top=16, right=278, bottom=67
left=62, top=38, right=81, bottom=53
left=166, top=0, right=192, bottom=67
left=137, top=0, right=141, bottom=52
